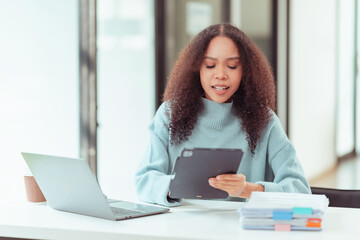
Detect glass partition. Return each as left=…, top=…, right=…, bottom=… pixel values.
left=232, top=0, right=274, bottom=67
left=96, top=0, right=155, bottom=198
left=336, top=0, right=356, bottom=157
left=357, top=0, right=360, bottom=154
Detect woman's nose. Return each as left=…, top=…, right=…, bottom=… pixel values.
left=215, top=67, right=227, bottom=80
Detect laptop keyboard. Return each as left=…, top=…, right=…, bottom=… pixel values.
left=111, top=207, right=142, bottom=217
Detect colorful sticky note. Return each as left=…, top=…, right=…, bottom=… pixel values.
left=274, top=224, right=291, bottom=231
left=306, top=218, right=322, bottom=228
left=273, top=210, right=292, bottom=220
left=293, top=207, right=313, bottom=215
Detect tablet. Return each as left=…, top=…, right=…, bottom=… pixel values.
left=168, top=148, right=243, bottom=199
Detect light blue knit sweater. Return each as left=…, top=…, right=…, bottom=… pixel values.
left=135, top=98, right=310, bottom=207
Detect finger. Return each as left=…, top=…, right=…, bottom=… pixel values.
left=212, top=182, right=243, bottom=190
left=208, top=179, right=231, bottom=189
left=209, top=180, right=243, bottom=190
left=212, top=182, right=246, bottom=195
left=209, top=178, right=238, bottom=184
left=209, top=178, right=240, bottom=184
left=216, top=174, right=245, bottom=181
left=209, top=178, right=246, bottom=191
left=214, top=180, right=242, bottom=187
left=215, top=178, right=246, bottom=186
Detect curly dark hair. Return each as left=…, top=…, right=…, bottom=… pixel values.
left=163, top=23, right=276, bottom=154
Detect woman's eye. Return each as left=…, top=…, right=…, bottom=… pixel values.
left=206, top=65, right=215, bottom=69
left=228, top=66, right=237, bottom=69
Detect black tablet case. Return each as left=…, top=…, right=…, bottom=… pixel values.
left=169, top=148, right=243, bottom=199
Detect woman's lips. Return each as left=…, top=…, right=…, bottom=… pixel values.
left=212, top=85, right=229, bottom=95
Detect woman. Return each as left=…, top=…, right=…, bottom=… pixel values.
left=135, top=23, right=310, bottom=207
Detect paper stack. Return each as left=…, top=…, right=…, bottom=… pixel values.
left=239, top=192, right=329, bottom=231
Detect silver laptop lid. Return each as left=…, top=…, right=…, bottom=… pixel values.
left=22, top=152, right=116, bottom=220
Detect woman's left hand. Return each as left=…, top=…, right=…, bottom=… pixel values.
left=208, top=174, right=247, bottom=198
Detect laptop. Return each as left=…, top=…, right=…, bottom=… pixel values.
left=21, top=152, right=169, bottom=221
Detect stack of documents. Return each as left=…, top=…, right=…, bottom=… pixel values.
left=239, top=192, right=329, bottom=231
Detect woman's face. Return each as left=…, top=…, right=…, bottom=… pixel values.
left=200, top=36, right=242, bottom=103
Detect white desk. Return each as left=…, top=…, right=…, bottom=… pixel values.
left=0, top=199, right=359, bottom=240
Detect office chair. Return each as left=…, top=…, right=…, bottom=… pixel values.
left=311, top=187, right=360, bottom=208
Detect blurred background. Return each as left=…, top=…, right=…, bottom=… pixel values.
left=0, top=0, right=359, bottom=201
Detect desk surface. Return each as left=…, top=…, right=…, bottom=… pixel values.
left=0, top=199, right=359, bottom=240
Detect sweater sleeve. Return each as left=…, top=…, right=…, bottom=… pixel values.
left=134, top=103, right=182, bottom=207
left=255, top=113, right=311, bottom=194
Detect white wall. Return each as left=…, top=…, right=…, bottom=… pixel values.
left=289, top=0, right=337, bottom=179
left=0, top=0, right=79, bottom=201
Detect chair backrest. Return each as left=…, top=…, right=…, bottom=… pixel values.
left=311, top=187, right=360, bottom=208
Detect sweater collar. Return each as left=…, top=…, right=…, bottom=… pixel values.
left=199, top=98, right=234, bottom=130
